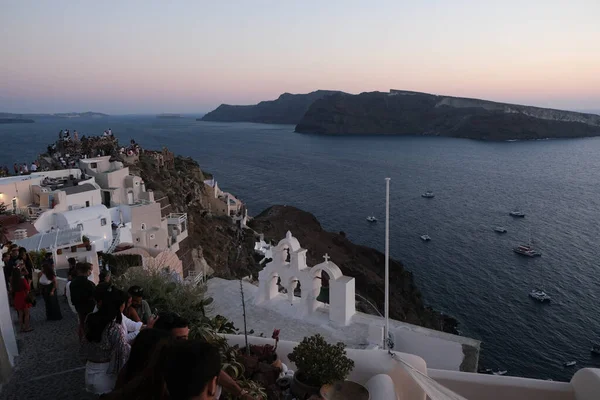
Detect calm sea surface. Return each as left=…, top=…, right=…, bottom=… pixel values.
left=2, top=116, right=600, bottom=381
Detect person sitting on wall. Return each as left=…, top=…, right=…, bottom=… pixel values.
left=126, top=286, right=152, bottom=324
left=154, top=312, right=255, bottom=400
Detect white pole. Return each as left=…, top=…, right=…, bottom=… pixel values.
left=384, top=177, right=390, bottom=349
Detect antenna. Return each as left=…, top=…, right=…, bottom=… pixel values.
left=384, top=178, right=390, bottom=349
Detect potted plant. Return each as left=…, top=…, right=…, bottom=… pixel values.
left=56, top=248, right=63, bottom=255
left=83, top=235, right=92, bottom=251
left=288, top=334, right=355, bottom=399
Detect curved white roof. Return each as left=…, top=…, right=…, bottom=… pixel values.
left=56, top=204, right=110, bottom=225
left=276, top=231, right=301, bottom=252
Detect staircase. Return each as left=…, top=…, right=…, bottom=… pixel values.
left=106, top=229, right=121, bottom=254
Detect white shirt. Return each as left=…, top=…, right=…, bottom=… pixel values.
left=65, top=281, right=77, bottom=314
left=30, top=164, right=37, bottom=172
left=39, top=273, right=51, bottom=285
left=121, top=313, right=142, bottom=344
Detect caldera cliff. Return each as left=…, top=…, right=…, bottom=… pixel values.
left=201, top=90, right=343, bottom=124
left=295, top=90, right=600, bottom=140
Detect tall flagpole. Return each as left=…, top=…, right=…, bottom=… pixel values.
left=384, top=177, right=390, bottom=349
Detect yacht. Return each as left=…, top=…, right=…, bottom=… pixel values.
left=421, top=191, right=435, bottom=199
left=564, top=361, right=577, bottom=367
left=509, top=211, right=525, bottom=218
left=420, top=234, right=431, bottom=241
left=494, top=226, right=507, bottom=233
left=493, top=370, right=507, bottom=376
left=366, top=216, right=377, bottom=222
left=529, top=289, right=551, bottom=302
left=514, top=244, right=541, bottom=257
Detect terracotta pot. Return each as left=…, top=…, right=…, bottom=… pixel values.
left=290, top=372, right=321, bottom=400
left=320, top=381, right=370, bottom=400
left=56, top=249, right=62, bottom=255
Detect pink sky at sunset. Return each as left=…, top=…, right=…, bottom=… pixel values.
left=1, top=1, right=599, bottom=114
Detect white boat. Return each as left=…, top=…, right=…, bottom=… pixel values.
left=420, top=234, right=431, bottom=241
left=421, top=191, right=435, bottom=199
left=493, top=370, right=507, bottom=376
left=529, top=289, right=551, bottom=302
left=366, top=216, right=377, bottom=222
left=564, top=361, right=577, bottom=367
left=494, top=226, right=507, bottom=233
left=509, top=210, right=525, bottom=218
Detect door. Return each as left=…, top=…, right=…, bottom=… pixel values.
left=11, top=198, right=17, bottom=214
left=102, top=191, right=111, bottom=207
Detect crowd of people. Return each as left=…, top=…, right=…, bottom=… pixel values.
left=0, top=161, right=41, bottom=177
left=1, top=240, right=256, bottom=399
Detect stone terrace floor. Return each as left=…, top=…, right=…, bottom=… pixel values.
left=0, top=295, right=97, bottom=400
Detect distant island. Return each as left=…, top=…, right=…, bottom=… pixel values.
left=0, top=111, right=108, bottom=119
left=201, top=89, right=600, bottom=141
left=157, top=114, right=183, bottom=119
left=200, top=90, right=343, bottom=124
left=0, top=118, right=35, bottom=124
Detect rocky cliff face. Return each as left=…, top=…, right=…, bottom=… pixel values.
left=295, top=90, right=600, bottom=140
left=201, top=90, right=343, bottom=124
left=249, top=205, right=458, bottom=334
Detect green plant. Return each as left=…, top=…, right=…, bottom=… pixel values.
left=288, top=334, right=355, bottom=387
left=28, top=249, right=47, bottom=269
left=237, top=379, right=267, bottom=400
left=82, top=235, right=90, bottom=243
left=208, top=315, right=238, bottom=334
left=100, top=252, right=143, bottom=276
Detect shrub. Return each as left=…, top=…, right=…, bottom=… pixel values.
left=100, top=253, right=143, bottom=277
left=288, top=334, right=355, bottom=387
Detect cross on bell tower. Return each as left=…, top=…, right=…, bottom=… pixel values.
left=323, top=253, right=330, bottom=263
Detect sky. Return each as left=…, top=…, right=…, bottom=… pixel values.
left=1, top=0, right=599, bottom=114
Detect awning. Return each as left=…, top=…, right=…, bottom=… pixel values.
left=13, top=227, right=83, bottom=251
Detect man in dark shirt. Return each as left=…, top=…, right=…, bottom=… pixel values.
left=2, top=252, right=11, bottom=289
left=69, top=262, right=96, bottom=339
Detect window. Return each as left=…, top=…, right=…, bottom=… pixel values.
left=100, top=218, right=107, bottom=226
left=150, top=234, right=155, bottom=240
left=85, top=201, right=90, bottom=207
left=141, top=223, right=146, bottom=230
left=77, top=223, right=83, bottom=230
left=90, top=162, right=97, bottom=168
left=135, top=181, right=139, bottom=186
left=136, top=238, right=140, bottom=242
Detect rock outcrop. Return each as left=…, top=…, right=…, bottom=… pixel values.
left=201, top=90, right=343, bottom=124
left=249, top=205, right=458, bottom=334
left=295, top=90, right=600, bottom=140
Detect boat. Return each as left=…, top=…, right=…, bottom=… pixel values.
left=366, top=216, right=377, bottom=222
left=509, top=210, right=525, bottom=218
left=529, top=289, right=551, bottom=302
left=421, top=191, right=435, bottom=198
left=494, top=226, right=507, bottom=233
left=564, top=361, right=577, bottom=367
left=420, top=234, right=431, bottom=242
left=591, top=346, right=600, bottom=356
left=513, top=244, right=541, bottom=257
left=493, top=370, right=507, bottom=376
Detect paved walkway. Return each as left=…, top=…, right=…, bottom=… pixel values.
left=0, top=295, right=96, bottom=400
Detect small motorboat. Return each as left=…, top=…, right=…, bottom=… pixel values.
left=420, top=234, right=431, bottom=241
left=591, top=345, right=600, bottom=356
left=421, top=191, right=435, bottom=199
left=479, top=368, right=493, bottom=374
left=494, top=226, right=507, bottom=233
left=366, top=216, right=377, bottom=222
left=514, top=244, right=541, bottom=257
left=564, top=361, right=577, bottom=367
left=529, top=289, right=551, bottom=302
left=509, top=210, right=525, bottom=218
left=493, top=370, right=507, bottom=376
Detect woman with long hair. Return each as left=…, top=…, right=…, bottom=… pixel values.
left=18, top=247, right=33, bottom=284
left=39, top=261, right=62, bottom=320
left=11, top=266, right=32, bottom=332
left=81, top=288, right=130, bottom=395
left=114, top=328, right=171, bottom=389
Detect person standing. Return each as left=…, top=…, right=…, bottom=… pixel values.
left=18, top=247, right=33, bottom=285
left=70, top=262, right=96, bottom=339
left=11, top=267, right=33, bottom=332
left=81, top=288, right=130, bottom=395
left=30, top=162, right=37, bottom=172
left=39, top=262, right=63, bottom=320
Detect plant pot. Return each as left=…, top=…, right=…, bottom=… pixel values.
left=320, top=381, right=370, bottom=400
left=56, top=249, right=62, bottom=255
left=71, top=245, right=77, bottom=253
left=290, top=372, right=321, bottom=400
